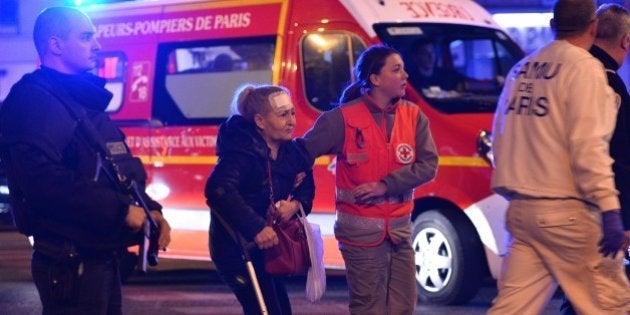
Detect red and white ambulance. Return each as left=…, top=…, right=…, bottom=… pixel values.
left=84, top=0, right=523, bottom=304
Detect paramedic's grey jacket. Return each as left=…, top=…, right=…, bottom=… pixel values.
left=491, top=40, right=619, bottom=213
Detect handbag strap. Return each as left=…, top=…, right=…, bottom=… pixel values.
left=297, top=201, right=306, bottom=218
left=266, top=158, right=274, bottom=207
left=265, top=158, right=278, bottom=222
left=266, top=157, right=305, bottom=220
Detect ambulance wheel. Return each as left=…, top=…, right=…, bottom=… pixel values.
left=412, top=209, right=484, bottom=305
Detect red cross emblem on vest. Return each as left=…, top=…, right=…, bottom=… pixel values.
left=396, top=143, right=414, bottom=164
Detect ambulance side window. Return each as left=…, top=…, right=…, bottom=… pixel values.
left=95, top=52, right=126, bottom=113
left=154, top=37, right=275, bottom=125
left=449, top=39, right=509, bottom=87
left=301, top=33, right=366, bottom=112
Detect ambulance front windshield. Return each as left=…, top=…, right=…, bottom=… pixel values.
left=374, top=23, right=523, bottom=114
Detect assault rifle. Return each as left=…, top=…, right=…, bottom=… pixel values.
left=129, top=180, right=160, bottom=271
left=64, top=102, right=160, bottom=272
left=95, top=155, right=160, bottom=272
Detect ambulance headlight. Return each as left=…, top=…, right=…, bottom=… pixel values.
left=0, top=184, right=9, bottom=196
left=477, top=130, right=494, bottom=167
left=0, top=180, right=10, bottom=213
left=146, top=182, right=170, bottom=201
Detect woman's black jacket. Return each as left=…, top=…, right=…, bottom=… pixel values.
left=205, top=115, right=314, bottom=265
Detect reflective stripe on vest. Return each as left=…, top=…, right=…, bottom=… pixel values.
left=336, top=187, right=413, bottom=205
left=334, top=211, right=411, bottom=247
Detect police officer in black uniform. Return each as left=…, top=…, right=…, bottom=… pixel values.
left=0, top=7, right=171, bottom=314
left=559, top=3, right=630, bottom=315
left=593, top=4, right=630, bottom=254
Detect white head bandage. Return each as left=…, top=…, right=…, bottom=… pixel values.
left=268, top=92, right=293, bottom=114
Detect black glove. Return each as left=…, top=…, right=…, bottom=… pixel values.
left=598, top=210, right=624, bottom=258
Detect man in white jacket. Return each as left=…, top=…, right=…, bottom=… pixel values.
left=489, top=0, right=630, bottom=314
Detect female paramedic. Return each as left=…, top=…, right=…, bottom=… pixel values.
left=297, top=45, right=438, bottom=315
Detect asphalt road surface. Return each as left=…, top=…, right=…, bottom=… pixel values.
left=0, top=224, right=567, bottom=315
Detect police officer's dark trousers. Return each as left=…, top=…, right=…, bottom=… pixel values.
left=31, top=243, right=123, bottom=315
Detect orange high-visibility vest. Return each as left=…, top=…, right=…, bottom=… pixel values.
left=336, top=99, right=419, bottom=219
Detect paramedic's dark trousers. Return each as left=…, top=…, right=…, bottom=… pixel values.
left=341, top=237, right=416, bottom=315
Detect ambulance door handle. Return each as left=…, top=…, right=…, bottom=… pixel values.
left=148, top=119, right=164, bottom=127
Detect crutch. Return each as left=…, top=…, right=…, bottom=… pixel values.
left=211, top=209, right=268, bottom=315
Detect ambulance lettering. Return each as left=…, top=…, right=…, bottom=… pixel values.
left=399, top=1, right=475, bottom=21
left=96, top=18, right=195, bottom=38
left=134, top=17, right=194, bottom=35
left=194, top=12, right=251, bottom=30
left=96, top=12, right=252, bottom=38
left=96, top=22, right=134, bottom=38
left=214, top=12, right=251, bottom=29
left=126, top=135, right=217, bottom=149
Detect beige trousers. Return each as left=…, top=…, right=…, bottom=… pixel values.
left=488, top=198, right=630, bottom=315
